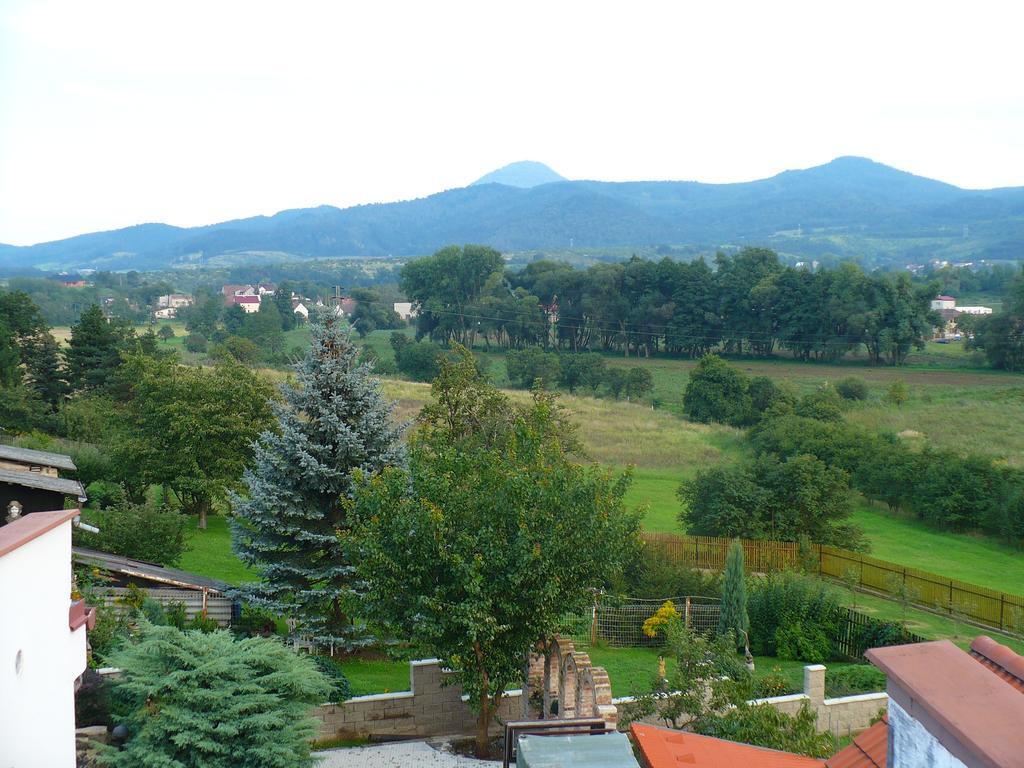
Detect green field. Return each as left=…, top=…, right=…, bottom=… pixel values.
left=853, top=505, right=1024, bottom=594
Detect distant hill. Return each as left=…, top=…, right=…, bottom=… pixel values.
left=3, top=156, right=1024, bottom=272
left=471, top=161, right=567, bottom=188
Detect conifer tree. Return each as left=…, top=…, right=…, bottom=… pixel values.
left=718, top=538, right=750, bottom=645
left=231, top=312, right=404, bottom=645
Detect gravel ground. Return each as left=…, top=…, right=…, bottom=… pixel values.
left=314, top=740, right=501, bottom=767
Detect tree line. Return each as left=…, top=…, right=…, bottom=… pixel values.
left=401, top=245, right=944, bottom=365
left=678, top=355, right=1024, bottom=546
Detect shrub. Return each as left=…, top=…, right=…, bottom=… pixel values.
left=101, top=624, right=331, bottom=768
left=312, top=655, right=353, bottom=704
left=794, top=385, right=844, bottom=422
left=620, top=547, right=721, bottom=598
left=825, top=665, right=886, bottom=697
left=642, top=600, right=681, bottom=639
left=746, top=572, right=844, bottom=659
left=85, top=480, right=126, bottom=509
left=76, top=668, right=112, bottom=727
left=699, top=701, right=836, bottom=758
left=835, top=377, right=869, bottom=401
left=774, top=622, right=832, bottom=663
left=754, top=671, right=794, bottom=698
left=74, top=499, right=190, bottom=566
left=183, top=333, right=207, bottom=353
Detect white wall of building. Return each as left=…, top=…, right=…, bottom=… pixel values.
left=888, top=699, right=967, bottom=768
left=956, top=306, right=992, bottom=315
left=0, top=519, right=87, bottom=768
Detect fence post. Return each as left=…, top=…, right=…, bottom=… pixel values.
left=685, top=597, right=691, bottom=630
left=590, top=592, right=599, bottom=646
left=949, top=582, right=953, bottom=613
left=1000, top=594, right=1005, bottom=630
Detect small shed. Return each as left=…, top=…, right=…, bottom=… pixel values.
left=0, top=445, right=86, bottom=517
left=73, top=546, right=237, bottom=627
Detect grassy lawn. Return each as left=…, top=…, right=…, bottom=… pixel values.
left=841, top=591, right=1024, bottom=654
left=178, top=515, right=257, bottom=585
left=854, top=504, right=1024, bottom=594
left=336, top=658, right=413, bottom=697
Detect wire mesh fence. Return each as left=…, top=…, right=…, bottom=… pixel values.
left=565, top=595, right=721, bottom=648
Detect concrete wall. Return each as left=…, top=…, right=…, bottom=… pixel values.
left=311, top=659, right=523, bottom=742
left=618, top=663, right=888, bottom=738
left=0, top=517, right=87, bottom=768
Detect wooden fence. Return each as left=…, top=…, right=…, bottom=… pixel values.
left=640, top=532, right=1024, bottom=635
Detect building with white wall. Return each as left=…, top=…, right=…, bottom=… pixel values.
left=0, top=508, right=94, bottom=768
left=393, top=302, right=417, bottom=321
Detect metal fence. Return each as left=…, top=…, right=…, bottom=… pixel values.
left=566, top=595, right=721, bottom=648
left=834, top=607, right=926, bottom=659
left=819, top=546, right=1024, bottom=634
left=639, top=532, right=1024, bottom=636
left=96, top=587, right=233, bottom=627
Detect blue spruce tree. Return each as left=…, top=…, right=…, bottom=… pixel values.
left=718, top=538, right=750, bottom=646
left=231, top=312, right=404, bottom=646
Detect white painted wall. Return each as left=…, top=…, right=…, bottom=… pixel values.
left=0, top=520, right=87, bottom=768
left=888, top=698, right=967, bottom=768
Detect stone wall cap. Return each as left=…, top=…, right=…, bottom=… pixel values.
left=823, top=692, right=888, bottom=706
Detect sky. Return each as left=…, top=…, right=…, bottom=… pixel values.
left=1, top=0, right=1022, bottom=245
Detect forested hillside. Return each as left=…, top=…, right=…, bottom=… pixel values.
left=5, top=156, right=1024, bottom=272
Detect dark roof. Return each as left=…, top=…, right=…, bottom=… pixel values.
left=73, top=546, right=230, bottom=592
left=0, top=444, right=77, bottom=471
left=866, top=640, right=1024, bottom=768
left=824, top=716, right=887, bottom=768
left=0, top=468, right=85, bottom=497
left=970, top=636, right=1024, bottom=694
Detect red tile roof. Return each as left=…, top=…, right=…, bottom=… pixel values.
left=0, top=508, right=79, bottom=558
left=231, top=295, right=261, bottom=304
left=936, top=295, right=956, bottom=301
left=631, top=723, right=825, bottom=768
left=824, top=717, right=887, bottom=768
left=970, top=636, right=1024, bottom=694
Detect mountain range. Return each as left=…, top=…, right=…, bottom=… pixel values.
left=3, top=156, right=1023, bottom=273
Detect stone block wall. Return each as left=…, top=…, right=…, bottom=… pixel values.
left=311, top=659, right=523, bottom=742
left=618, top=663, right=887, bottom=738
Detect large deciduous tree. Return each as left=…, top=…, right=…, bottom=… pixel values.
left=231, top=313, right=404, bottom=646
left=119, top=352, right=274, bottom=528
left=352, top=348, right=641, bottom=757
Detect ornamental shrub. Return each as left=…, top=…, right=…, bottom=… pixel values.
left=835, top=377, right=869, bottom=401
left=100, top=624, right=330, bottom=768
left=746, top=572, right=844, bottom=659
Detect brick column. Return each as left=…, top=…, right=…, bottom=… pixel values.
left=803, top=664, right=826, bottom=707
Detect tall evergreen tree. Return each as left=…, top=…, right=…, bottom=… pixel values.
left=64, top=304, right=132, bottom=392
left=231, top=312, right=404, bottom=645
left=718, top=539, right=750, bottom=645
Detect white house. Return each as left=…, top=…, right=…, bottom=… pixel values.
left=930, top=295, right=957, bottom=311
left=291, top=299, right=310, bottom=320
left=157, top=294, right=193, bottom=309
left=230, top=295, right=262, bottom=314
left=154, top=307, right=177, bottom=320
left=957, top=306, right=993, bottom=315
left=393, top=302, right=417, bottom=320
left=0, top=508, right=94, bottom=768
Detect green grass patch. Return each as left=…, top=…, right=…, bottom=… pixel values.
left=336, top=657, right=413, bottom=697
left=853, top=504, right=1024, bottom=595
left=177, top=515, right=257, bottom=586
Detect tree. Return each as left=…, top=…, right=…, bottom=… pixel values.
left=100, top=624, right=329, bottom=768
left=885, top=380, right=909, bottom=407
left=683, top=354, right=751, bottom=426
left=231, top=313, right=405, bottom=646
left=349, top=287, right=402, bottom=337
left=391, top=335, right=443, bottom=381
left=157, top=324, right=175, bottom=341
left=558, top=352, right=606, bottom=393
left=183, top=332, right=207, bottom=353
left=718, top=539, right=749, bottom=644
left=506, top=345, right=561, bottom=389
left=75, top=498, right=190, bottom=566
left=119, top=353, right=274, bottom=529
left=352, top=348, right=640, bottom=757
left=625, top=366, right=654, bottom=401
left=65, top=305, right=133, bottom=392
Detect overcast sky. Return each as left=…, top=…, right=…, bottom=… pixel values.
left=1, top=1, right=1021, bottom=246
